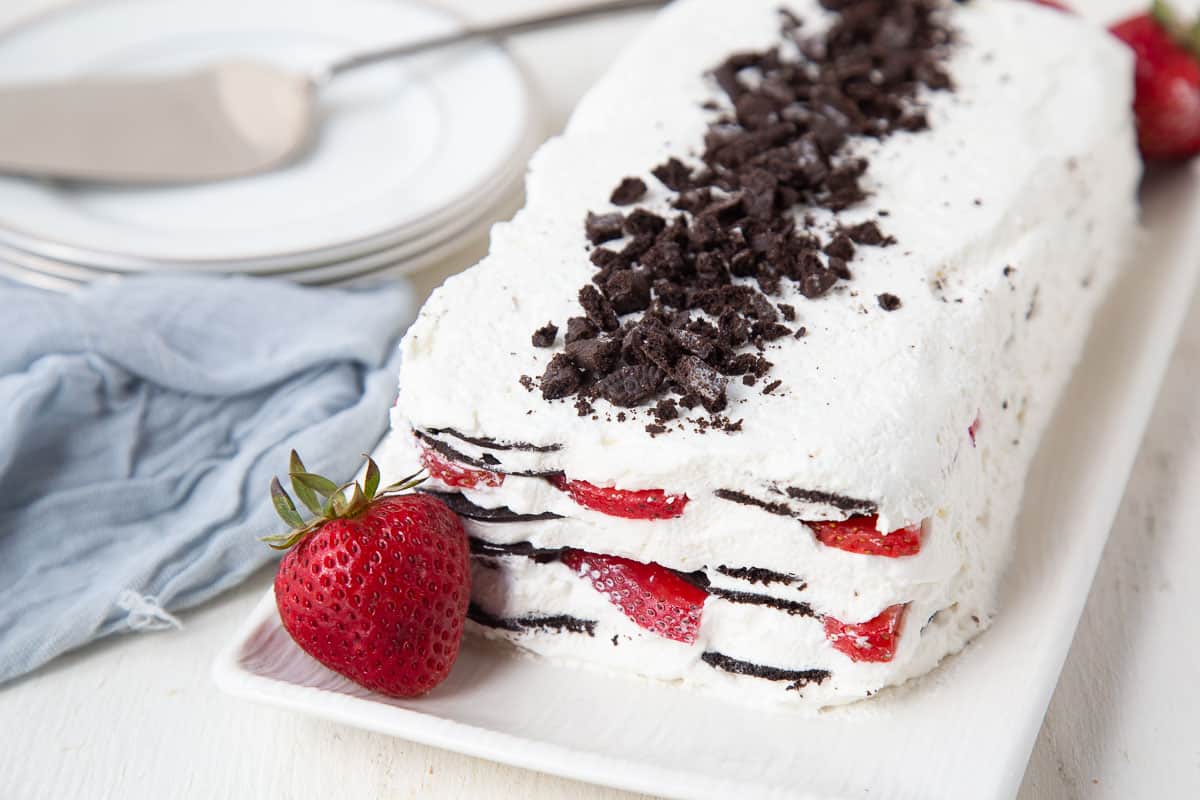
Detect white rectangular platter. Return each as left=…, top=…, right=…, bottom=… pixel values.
left=214, top=163, right=1200, bottom=800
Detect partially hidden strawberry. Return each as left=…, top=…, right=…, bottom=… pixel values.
left=548, top=474, right=689, bottom=520
left=419, top=445, right=504, bottom=489
left=1028, top=0, right=1072, bottom=11
left=809, top=515, right=923, bottom=557
left=1111, top=1, right=1200, bottom=160
left=265, top=451, right=470, bottom=698
left=561, top=549, right=707, bottom=643
left=823, top=604, right=908, bottom=663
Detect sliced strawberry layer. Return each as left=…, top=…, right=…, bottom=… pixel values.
left=809, top=515, right=922, bottom=557
left=419, top=446, right=504, bottom=489
left=548, top=475, right=688, bottom=520
left=823, top=604, right=907, bottom=663
left=561, top=549, right=707, bottom=643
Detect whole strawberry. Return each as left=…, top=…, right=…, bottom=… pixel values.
left=264, top=452, right=470, bottom=698
left=1111, top=1, right=1200, bottom=160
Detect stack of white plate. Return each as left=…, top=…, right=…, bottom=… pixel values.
left=0, top=0, right=538, bottom=291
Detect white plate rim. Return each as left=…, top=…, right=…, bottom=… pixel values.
left=0, top=148, right=525, bottom=289
left=0, top=119, right=536, bottom=283
left=0, top=178, right=517, bottom=289
left=0, top=0, right=536, bottom=270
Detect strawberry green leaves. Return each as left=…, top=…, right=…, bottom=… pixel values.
left=270, top=477, right=305, bottom=529
left=262, top=452, right=427, bottom=551
left=363, top=456, right=381, bottom=501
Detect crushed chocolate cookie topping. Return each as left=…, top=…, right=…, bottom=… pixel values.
left=610, top=177, right=648, bottom=205
left=534, top=0, right=954, bottom=421
left=877, top=292, right=902, bottom=311
left=585, top=212, right=625, bottom=245
left=531, top=322, right=558, bottom=348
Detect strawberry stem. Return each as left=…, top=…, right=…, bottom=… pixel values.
left=262, top=454, right=428, bottom=551
left=1151, top=0, right=1200, bottom=57
left=270, top=478, right=305, bottom=530
left=363, top=456, right=381, bottom=501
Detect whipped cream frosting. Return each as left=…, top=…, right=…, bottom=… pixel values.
left=380, top=0, right=1141, bottom=707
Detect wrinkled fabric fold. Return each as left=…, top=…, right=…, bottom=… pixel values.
left=0, top=275, right=413, bottom=685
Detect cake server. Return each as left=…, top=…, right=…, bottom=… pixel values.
left=0, top=0, right=666, bottom=184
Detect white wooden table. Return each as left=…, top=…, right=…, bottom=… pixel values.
left=2, top=2, right=1198, bottom=798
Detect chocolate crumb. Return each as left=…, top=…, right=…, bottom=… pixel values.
left=673, top=355, right=728, bottom=412
left=578, top=284, right=619, bottom=332
left=564, top=316, right=598, bottom=344
left=585, top=212, right=625, bottom=245
left=824, top=233, right=855, bottom=261
left=654, top=398, right=679, bottom=421
left=762, top=379, right=782, bottom=395
left=645, top=423, right=667, bottom=435
left=610, top=177, right=648, bottom=206
left=651, top=157, right=694, bottom=191
left=777, top=303, right=796, bottom=322
left=877, top=293, right=902, bottom=311
left=540, top=354, right=582, bottom=400
left=519, top=375, right=534, bottom=391
left=565, top=337, right=621, bottom=374
left=597, top=364, right=664, bottom=407
left=531, top=322, right=558, bottom=348
left=844, top=221, right=893, bottom=246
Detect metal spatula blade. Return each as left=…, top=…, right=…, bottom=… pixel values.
left=0, top=63, right=314, bottom=183
left=0, top=0, right=667, bottom=185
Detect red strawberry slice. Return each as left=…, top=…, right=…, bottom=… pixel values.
left=968, top=413, right=982, bottom=446
left=823, top=604, right=908, bottom=663
left=561, top=549, right=707, bottom=643
left=1111, top=3, right=1200, bottom=160
left=809, top=515, right=922, bottom=557
left=420, top=446, right=504, bottom=489
left=548, top=475, right=688, bottom=520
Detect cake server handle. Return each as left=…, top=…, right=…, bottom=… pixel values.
left=320, top=0, right=671, bottom=82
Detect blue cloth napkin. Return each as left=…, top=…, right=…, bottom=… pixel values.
left=0, top=275, right=414, bottom=685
